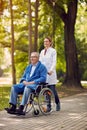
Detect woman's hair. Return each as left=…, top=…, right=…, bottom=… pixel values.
left=45, top=36, right=53, bottom=46
left=45, top=36, right=52, bottom=42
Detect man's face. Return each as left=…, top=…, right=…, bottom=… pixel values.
left=30, top=53, right=39, bottom=65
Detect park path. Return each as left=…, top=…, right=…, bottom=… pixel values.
left=0, top=77, right=12, bottom=85
left=0, top=92, right=87, bottom=130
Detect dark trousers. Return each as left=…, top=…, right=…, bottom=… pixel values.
left=48, top=85, right=60, bottom=104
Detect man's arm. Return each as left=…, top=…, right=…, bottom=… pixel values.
left=23, top=80, right=35, bottom=85
left=34, top=65, right=47, bottom=84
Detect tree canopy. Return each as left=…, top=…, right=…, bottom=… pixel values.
left=0, top=0, right=87, bottom=87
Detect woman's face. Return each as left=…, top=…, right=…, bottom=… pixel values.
left=44, top=38, right=51, bottom=48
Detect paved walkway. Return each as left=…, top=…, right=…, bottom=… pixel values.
left=0, top=92, right=87, bottom=130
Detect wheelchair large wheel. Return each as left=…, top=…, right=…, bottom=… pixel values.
left=38, top=88, right=55, bottom=115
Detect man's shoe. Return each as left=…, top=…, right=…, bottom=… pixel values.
left=4, top=107, right=9, bottom=111
left=7, top=109, right=16, bottom=114
left=16, top=109, right=25, bottom=115
left=5, top=104, right=16, bottom=114
left=56, top=103, right=60, bottom=111
left=16, top=105, right=25, bottom=115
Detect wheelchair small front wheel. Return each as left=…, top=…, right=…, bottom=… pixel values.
left=38, top=88, right=55, bottom=115
left=33, top=109, right=39, bottom=115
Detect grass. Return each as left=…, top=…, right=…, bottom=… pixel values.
left=0, top=85, right=11, bottom=111
left=56, top=82, right=87, bottom=98
left=0, top=83, right=87, bottom=111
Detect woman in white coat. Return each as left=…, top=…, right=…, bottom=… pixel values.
left=39, top=37, right=60, bottom=111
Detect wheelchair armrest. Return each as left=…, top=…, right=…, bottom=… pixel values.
left=39, top=82, right=48, bottom=85
left=35, top=83, right=48, bottom=94
left=18, top=92, right=23, bottom=95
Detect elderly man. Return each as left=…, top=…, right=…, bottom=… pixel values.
left=5, top=52, right=47, bottom=115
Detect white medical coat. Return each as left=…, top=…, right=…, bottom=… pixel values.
left=39, top=47, right=57, bottom=85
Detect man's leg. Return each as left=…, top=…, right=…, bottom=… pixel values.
left=21, top=87, right=32, bottom=106
left=5, top=84, right=25, bottom=114
left=9, top=84, right=25, bottom=105
left=16, top=87, right=33, bottom=115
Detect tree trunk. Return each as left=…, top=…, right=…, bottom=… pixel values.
left=28, top=0, right=32, bottom=61
left=28, top=0, right=39, bottom=58
left=63, top=22, right=81, bottom=87
left=34, top=0, right=39, bottom=51
left=0, top=0, right=3, bottom=15
left=63, top=0, right=82, bottom=87
left=10, top=0, right=16, bottom=84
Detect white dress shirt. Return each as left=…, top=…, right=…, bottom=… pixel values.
left=30, top=65, right=36, bottom=77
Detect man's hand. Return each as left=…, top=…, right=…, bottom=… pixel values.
left=23, top=81, right=34, bottom=85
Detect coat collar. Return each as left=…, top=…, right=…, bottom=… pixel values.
left=29, top=61, right=41, bottom=77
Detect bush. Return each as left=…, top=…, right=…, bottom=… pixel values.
left=82, top=70, right=87, bottom=80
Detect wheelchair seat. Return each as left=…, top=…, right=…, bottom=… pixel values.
left=35, top=83, right=48, bottom=93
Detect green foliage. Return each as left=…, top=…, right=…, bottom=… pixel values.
left=14, top=50, right=28, bottom=79
left=38, top=0, right=66, bottom=76
left=0, top=86, right=11, bottom=110
left=0, top=0, right=29, bottom=79
left=75, top=1, right=87, bottom=80
left=38, top=2, right=53, bottom=38
left=0, top=0, right=87, bottom=81
left=0, top=45, right=4, bottom=65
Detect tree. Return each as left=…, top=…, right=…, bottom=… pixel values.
left=0, top=0, right=4, bottom=15
left=34, top=0, right=39, bottom=52
left=28, top=0, right=32, bottom=59
left=75, top=2, right=87, bottom=80
left=10, top=0, right=16, bottom=84
left=45, top=0, right=82, bottom=87
left=0, top=0, right=87, bottom=86
left=28, top=0, right=39, bottom=60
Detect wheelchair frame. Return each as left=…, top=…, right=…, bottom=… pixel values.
left=18, top=83, right=55, bottom=116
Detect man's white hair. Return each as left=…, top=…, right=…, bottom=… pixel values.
left=31, top=52, right=39, bottom=57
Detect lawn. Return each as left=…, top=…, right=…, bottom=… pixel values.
left=0, top=85, right=11, bottom=110
left=56, top=82, right=87, bottom=98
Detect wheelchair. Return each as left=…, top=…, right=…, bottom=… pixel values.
left=17, top=83, right=55, bottom=116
